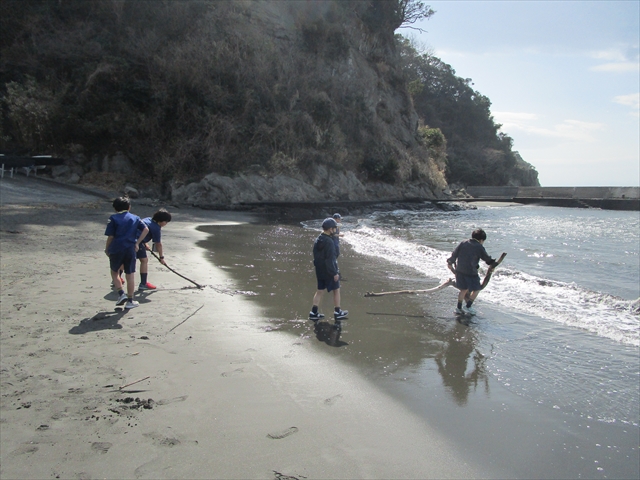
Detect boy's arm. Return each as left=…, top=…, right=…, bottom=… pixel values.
left=155, top=242, right=166, bottom=265
left=105, top=236, right=114, bottom=256
left=480, top=245, right=497, bottom=266
left=447, top=244, right=460, bottom=272
left=135, top=227, right=149, bottom=252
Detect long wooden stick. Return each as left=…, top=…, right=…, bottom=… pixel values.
left=363, top=252, right=507, bottom=298
left=478, top=252, right=507, bottom=290
left=364, top=278, right=455, bottom=297
left=119, top=376, right=150, bottom=390
left=168, top=304, right=204, bottom=332
left=150, top=250, right=203, bottom=289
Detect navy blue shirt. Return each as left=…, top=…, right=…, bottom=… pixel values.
left=139, top=217, right=162, bottom=245
left=104, top=212, right=146, bottom=254
left=447, top=239, right=495, bottom=275
left=313, top=233, right=338, bottom=279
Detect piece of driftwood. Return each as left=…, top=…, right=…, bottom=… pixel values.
left=478, top=252, right=507, bottom=290
left=150, top=250, right=203, bottom=289
left=168, top=304, right=204, bottom=333
left=364, top=252, right=507, bottom=298
left=364, top=278, right=455, bottom=297
left=119, top=376, right=150, bottom=390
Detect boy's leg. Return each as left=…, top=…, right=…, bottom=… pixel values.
left=310, top=289, right=326, bottom=319
left=111, top=270, right=124, bottom=290
left=465, top=290, right=480, bottom=311
left=312, top=289, right=325, bottom=308
left=456, top=289, right=468, bottom=311
left=332, top=288, right=341, bottom=309
left=332, top=288, right=348, bottom=319
left=139, top=257, right=149, bottom=286
left=125, top=273, right=135, bottom=298
left=140, top=256, right=148, bottom=275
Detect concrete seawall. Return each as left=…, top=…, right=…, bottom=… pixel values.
left=465, top=186, right=640, bottom=210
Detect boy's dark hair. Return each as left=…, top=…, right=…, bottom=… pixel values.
left=472, top=228, right=487, bottom=241
left=152, top=208, right=172, bottom=223
left=112, top=196, right=130, bottom=212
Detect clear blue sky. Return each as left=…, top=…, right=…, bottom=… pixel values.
left=408, top=1, right=639, bottom=187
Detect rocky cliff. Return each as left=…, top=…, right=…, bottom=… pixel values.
left=1, top=1, right=536, bottom=206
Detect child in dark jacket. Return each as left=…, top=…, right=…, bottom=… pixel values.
left=309, top=218, right=348, bottom=322
left=447, top=228, right=497, bottom=315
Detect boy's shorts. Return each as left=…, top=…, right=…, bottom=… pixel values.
left=136, top=244, right=148, bottom=259
left=455, top=272, right=482, bottom=291
left=110, top=249, right=136, bottom=274
left=316, top=275, right=340, bottom=293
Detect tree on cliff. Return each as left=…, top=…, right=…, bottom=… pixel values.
left=0, top=0, right=533, bottom=196
left=397, top=36, right=539, bottom=186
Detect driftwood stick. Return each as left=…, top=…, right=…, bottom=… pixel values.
left=364, top=278, right=455, bottom=297
left=150, top=250, right=203, bottom=289
left=168, top=304, right=204, bottom=333
left=119, top=376, right=150, bottom=390
left=479, top=252, right=507, bottom=290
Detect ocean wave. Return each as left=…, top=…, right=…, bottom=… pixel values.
left=344, top=226, right=640, bottom=347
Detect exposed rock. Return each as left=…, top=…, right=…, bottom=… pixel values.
left=102, top=153, right=133, bottom=175
left=51, top=165, right=71, bottom=179
left=124, top=185, right=139, bottom=198
left=170, top=171, right=442, bottom=207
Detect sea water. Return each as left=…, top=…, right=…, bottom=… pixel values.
left=340, top=204, right=640, bottom=346
left=199, top=203, right=639, bottom=478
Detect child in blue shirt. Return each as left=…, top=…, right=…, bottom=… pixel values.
left=136, top=208, right=172, bottom=291
left=104, top=196, right=148, bottom=309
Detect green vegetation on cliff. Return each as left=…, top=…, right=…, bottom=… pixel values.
left=0, top=0, right=537, bottom=196
left=397, top=36, right=539, bottom=186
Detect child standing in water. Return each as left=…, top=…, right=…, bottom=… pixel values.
left=447, top=228, right=498, bottom=315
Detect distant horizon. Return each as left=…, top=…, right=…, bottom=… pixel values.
left=412, top=1, right=639, bottom=187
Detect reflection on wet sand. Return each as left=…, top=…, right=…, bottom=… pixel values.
left=435, top=322, right=488, bottom=405
left=313, top=320, right=348, bottom=347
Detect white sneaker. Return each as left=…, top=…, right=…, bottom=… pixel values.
left=454, top=307, right=465, bottom=315
left=125, top=300, right=139, bottom=309
left=116, top=293, right=128, bottom=306
left=463, top=305, right=477, bottom=316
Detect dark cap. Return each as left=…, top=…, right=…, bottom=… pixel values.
left=332, top=213, right=342, bottom=219
left=322, top=218, right=338, bottom=230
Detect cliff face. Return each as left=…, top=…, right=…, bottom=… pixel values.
left=0, top=1, right=535, bottom=205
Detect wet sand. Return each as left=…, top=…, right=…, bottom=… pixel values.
left=198, top=222, right=640, bottom=480
left=1, top=177, right=491, bottom=479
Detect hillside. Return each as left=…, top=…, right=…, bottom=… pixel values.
left=0, top=0, right=538, bottom=204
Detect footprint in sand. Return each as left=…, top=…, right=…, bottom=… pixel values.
left=267, top=426, right=298, bottom=440
left=324, top=394, right=342, bottom=406
left=12, top=444, right=39, bottom=455
left=221, top=368, right=243, bottom=377
left=91, top=442, right=112, bottom=454
left=230, top=357, right=252, bottom=364
left=155, top=395, right=188, bottom=406
left=143, top=432, right=182, bottom=447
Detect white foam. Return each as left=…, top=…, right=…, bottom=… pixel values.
left=344, top=226, right=640, bottom=347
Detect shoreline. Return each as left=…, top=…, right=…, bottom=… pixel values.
left=0, top=182, right=489, bottom=479
left=2, top=178, right=638, bottom=479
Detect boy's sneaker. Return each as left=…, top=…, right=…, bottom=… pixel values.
left=454, top=307, right=465, bottom=315
left=138, top=282, right=157, bottom=291
left=309, top=311, right=325, bottom=320
left=116, top=293, right=128, bottom=306
left=463, top=305, right=477, bottom=316
left=334, top=309, right=348, bottom=320
left=125, top=300, right=139, bottom=309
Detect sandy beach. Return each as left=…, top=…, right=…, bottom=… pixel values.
left=1, top=176, right=490, bottom=479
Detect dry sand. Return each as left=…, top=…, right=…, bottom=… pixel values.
left=0, top=176, right=491, bottom=479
